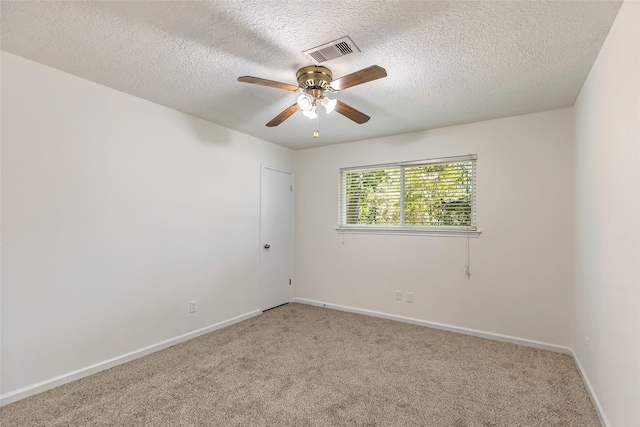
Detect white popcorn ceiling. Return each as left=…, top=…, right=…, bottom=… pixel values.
left=1, top=1, right=622, bottom=150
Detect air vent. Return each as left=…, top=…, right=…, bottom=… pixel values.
left=303, top=36, right=360, bottom=64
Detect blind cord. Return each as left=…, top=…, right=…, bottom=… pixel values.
left=465, top=231, right=471, bottom=279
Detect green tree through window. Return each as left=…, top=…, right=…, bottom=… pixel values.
left=340, top=156, right=476, bottom=230
left=345, top=168, right=400, bottom=225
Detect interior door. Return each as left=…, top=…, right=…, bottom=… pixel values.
left=260, top=166, right=293, bottom=311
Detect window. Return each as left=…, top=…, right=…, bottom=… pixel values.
left=338, top=155, right=477, bottom=235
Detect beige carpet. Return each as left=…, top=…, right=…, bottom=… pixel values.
left=1, top=303, right=599, bottom=426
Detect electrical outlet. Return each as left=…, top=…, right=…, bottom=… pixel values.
left=189, top=301, right=197, bottom=313
left=395, top=290, right=402, bottom=300
left=406, top=292, right=414, bottom=303
left=585, top=336, right=590, bottom=353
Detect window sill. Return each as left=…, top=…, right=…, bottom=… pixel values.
left=335, top=227, right=481, bottom=238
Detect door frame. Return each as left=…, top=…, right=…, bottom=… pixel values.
left=259, top=164, right=294, bottom=311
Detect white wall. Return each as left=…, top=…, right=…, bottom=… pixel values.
left=0, top=52, right=293, bottom=396
left=294, top=108, right=573, bottom=346
left=572, top=1, right=640, bottom=426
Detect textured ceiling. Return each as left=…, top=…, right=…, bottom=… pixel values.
left=1, top=1, right=622, bottom=150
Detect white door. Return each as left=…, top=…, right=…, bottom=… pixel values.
left=260, top=166, right=293, bottom=311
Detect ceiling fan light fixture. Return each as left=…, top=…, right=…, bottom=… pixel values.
left=321, top=96, right=337, bottom=114
left=302, top=106, right=317, bottom=119
left=297, top=94, right=313, bottom=111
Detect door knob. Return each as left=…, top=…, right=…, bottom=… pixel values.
left=264, top=244, right=271, bottom=249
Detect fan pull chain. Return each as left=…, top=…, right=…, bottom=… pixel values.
left=313, top=114, right=319, bottom=138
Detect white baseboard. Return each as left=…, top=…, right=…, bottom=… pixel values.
left=571, top=350, right=610, bottom=427
left=292, top=298, right=572, bottom=355
left=0, top=309, right=261, bottom=407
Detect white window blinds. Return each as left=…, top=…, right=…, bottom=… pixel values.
left=339, top=155, right=477, bottom=232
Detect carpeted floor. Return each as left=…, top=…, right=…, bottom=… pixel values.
left=1, top=303, right=599, bottom=426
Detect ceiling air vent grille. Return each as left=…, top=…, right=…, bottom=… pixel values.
left=303, top=36, right=360, bottom=64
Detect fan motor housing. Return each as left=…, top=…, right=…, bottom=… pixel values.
left=297, top=66, right=332, bottom=94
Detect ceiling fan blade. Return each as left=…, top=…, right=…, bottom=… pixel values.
left=238, top=76, right=298, bottom=92
left=334, top=100, right=370, bottom=124
left=330, top=65, right=387, bottom=91
left=266, top=104, right=300, bottom=127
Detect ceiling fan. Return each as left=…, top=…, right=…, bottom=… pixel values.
left=238, top=65, right=387, bottom=127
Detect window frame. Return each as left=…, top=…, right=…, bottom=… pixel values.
left=337, top=154, right=480, bottom=237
